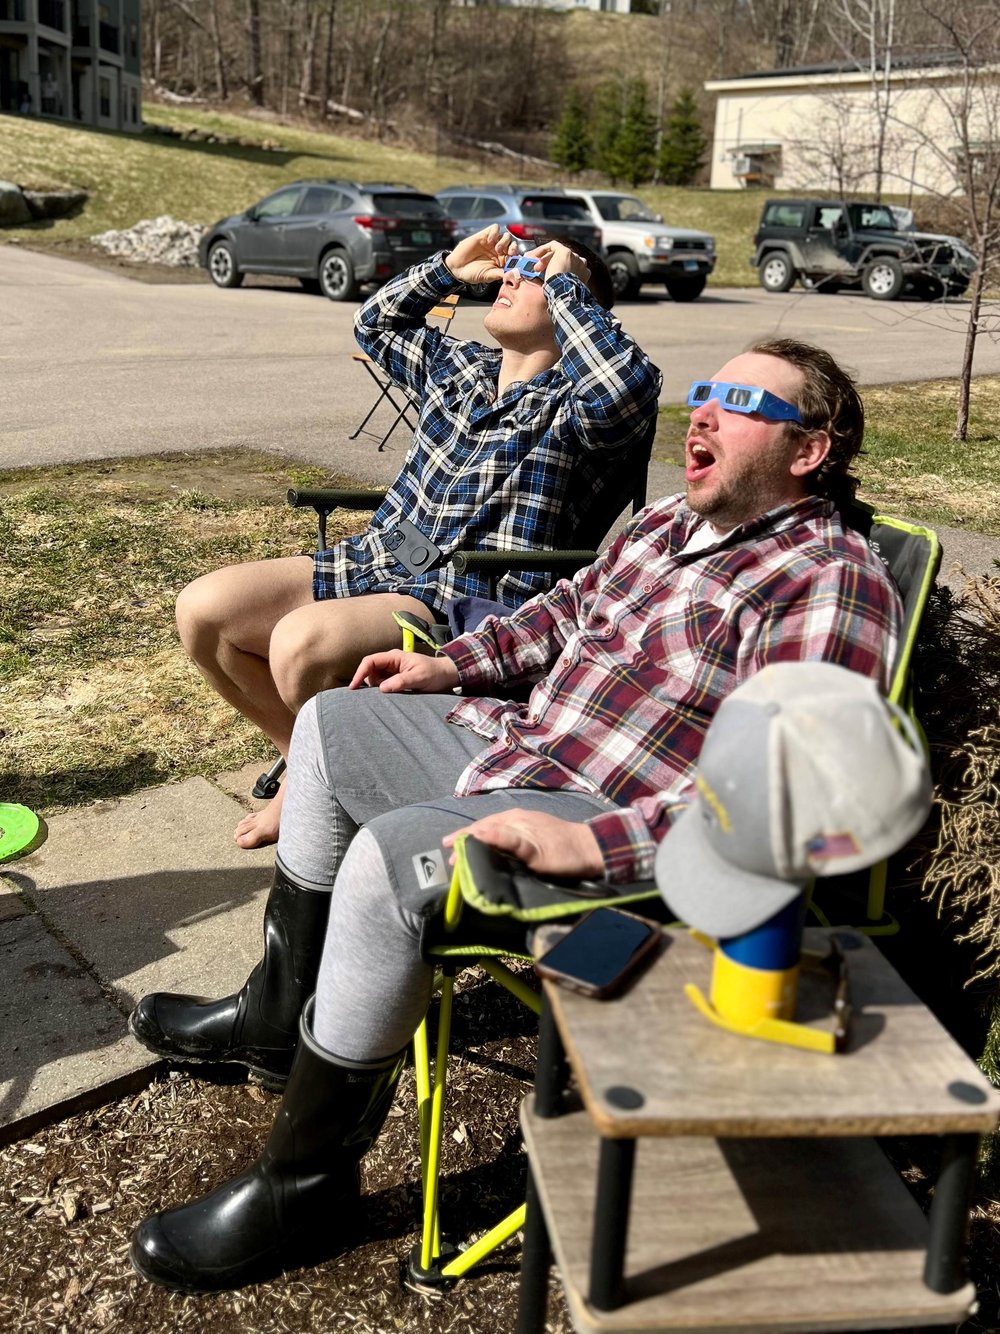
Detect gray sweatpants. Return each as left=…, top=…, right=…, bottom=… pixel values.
left=276, top=688, right=615, bottom=1061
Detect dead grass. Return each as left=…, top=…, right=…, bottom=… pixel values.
left=0, top=450, right=372, bottom=813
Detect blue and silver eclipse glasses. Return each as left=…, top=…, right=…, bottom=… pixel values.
left=503, top=254, right=545, bottom=282
left=687, top=380, right=803, bottom=424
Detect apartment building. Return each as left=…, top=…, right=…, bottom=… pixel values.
left=0, top=0, right=141, bottom=131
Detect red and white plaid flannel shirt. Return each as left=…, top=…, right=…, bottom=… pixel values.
left=439, top=492, right=902, bottom=883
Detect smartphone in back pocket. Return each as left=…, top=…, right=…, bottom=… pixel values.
left=534, top=908, right=663, bottom=1000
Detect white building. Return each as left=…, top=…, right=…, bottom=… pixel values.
left=706, top=59, right=1000, bottom=197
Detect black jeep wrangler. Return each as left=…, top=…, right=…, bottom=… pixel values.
left=751, top=198, right=976, bottom=300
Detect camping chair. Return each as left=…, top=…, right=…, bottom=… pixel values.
left=349, top=293, right=460, bottom=452
left=809, top=501, right=942, bottom=933
left=403, top=501, right=942, bottom=1290
left=250, top=433, right=652, bottom=801
left=408, top=834, right=667, bottom=1292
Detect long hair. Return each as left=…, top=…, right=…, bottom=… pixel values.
left=751, top=338, right=865, bottom=507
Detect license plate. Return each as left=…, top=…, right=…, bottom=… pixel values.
left=683, top=259, right=700, bottom=272
left=411, top=230, right=432, bottom=245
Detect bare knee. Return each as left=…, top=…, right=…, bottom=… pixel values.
left=270, top=612, right=347, bottom=710
left=176, top=571, right=230, bottom=661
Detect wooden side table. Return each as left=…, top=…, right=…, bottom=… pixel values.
left=515, top=927, right=1000, bottom=1334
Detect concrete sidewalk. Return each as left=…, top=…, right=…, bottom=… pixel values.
left=0, top=766, right=275, bottom=1144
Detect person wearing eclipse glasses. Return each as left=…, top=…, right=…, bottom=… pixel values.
left=128, top=330, right=903, bottom=1296
left=169, top=225, right=661, bottom=855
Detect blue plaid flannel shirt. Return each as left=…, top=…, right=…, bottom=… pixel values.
left=313, top=253, right=662, bottom=615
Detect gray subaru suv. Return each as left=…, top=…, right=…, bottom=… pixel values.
left=198, top=179, right=456, bottom=301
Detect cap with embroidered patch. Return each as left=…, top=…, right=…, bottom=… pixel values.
left=655, top=662, right=933, bottom=939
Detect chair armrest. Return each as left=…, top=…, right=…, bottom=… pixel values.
left=287, top=488, right=386, bottom=554
left=286, top=487, right=387, bottom=511
left=450, top=549, right=598, bottom=576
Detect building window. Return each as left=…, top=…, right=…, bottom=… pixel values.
left=732, top=144, right=782, bottom=189
left=99, top=74, right=110, bottom=117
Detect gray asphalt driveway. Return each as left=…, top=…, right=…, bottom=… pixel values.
left=2, top=243, right=998, bottom=482
left=1, top=243, right=997, bottom=584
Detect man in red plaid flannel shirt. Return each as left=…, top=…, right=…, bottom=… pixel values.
left=129, top=337, right=905, bottom=1296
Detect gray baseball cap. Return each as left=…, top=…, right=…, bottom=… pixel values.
left=655, top=662, right=933, bottom=939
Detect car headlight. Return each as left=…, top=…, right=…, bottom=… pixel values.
left=645, top=234, right=674, bottom=250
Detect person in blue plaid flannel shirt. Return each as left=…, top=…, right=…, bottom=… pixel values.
left=129, top=338, right=906, bottom=1298
left=172, top=224, right=661, bottom=851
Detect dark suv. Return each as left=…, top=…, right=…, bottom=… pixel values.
left=198, top=180, right=455, bottom=301
left=752, top=198, right=976, bottom=301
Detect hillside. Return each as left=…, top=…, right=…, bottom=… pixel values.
left=0, top=105, right=763, bottom=287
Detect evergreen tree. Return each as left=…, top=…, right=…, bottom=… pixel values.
left=591, top=80, right=624, bottom=183
left=615, top=78, right=657, bottom=187
left=551, top=86, right=592, bottom=175
left=658, top=87, right=708, bottom=187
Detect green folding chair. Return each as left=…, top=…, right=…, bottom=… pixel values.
left=809, top=502, right=942, bottom=933
left=408, top=835, right=665, bottom=1290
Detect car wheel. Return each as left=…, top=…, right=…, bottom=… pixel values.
left=319, top=249, right=359, bottom=302
left=299, top=277, right=322, bottom=295
left=207, top=240, right=243, bottom=289
left=607, top=252, right=640, bottom=301
left=863, top=256, right=905, bottom=300
left=758, top=252, right=795, bottom=293
left=665, top=275, right=706, bottom=302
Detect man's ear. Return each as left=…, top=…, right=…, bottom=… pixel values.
left=789, top=429, right=831, bottom=480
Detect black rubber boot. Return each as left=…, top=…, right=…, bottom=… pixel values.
left=129, top=999, right=405, bottom=1294
left=128, top=862, right=330, bottom=1089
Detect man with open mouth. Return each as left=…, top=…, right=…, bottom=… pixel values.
left=127, top=336, right=906, bottom=1295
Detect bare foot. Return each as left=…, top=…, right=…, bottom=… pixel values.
left=235, top=785, right=285, bottom=849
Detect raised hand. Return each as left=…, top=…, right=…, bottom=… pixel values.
left=445, top=224, right=517, bottom=285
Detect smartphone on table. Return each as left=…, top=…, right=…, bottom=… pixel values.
left=534, top=908, right=663, bottom=1000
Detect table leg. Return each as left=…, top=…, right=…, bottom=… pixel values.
left=515, top=1161, right=551, bottom=1334
left=588, top=1136, right=636, bottom=1310
left=924, top=1132, right=979, bottom=1293
left=534, top=995, right=568, bottom=1119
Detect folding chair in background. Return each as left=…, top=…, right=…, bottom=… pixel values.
left=400, top=500, right=943, bottom=1292
left=349, top=293, right=460, bottom=452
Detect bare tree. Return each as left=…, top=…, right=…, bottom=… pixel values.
left=745, top=0, right=823, bottom=68
left=825, top=0, right=897, bottom=201
left=892, top=3, right=1000, bottom=439
left=788, top=89, right=887, bottom=193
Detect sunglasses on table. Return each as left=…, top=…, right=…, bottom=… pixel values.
left=503, top=255, right=545, bottom=282
left=687, top=380, right=804, bottom=424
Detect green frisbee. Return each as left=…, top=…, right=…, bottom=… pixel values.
left=0, top=804, right=43, bottom=864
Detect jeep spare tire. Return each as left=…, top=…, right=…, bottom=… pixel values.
left=863, top=256, right=905, bottom=301
left=758, top=252, right=795, bottom=293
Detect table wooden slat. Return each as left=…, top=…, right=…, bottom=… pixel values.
left=536, top=927, right=1000, bottom=1139
left=523, top=1104, right=977, bottom=1333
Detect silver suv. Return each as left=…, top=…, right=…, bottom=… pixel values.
left=565, top=188, right=716, bottom=301
left=436, top=184, right=603, bottom=251
left=198, top=180, right=456, bottom=301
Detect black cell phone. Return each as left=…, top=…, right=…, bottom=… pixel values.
left=534, top=908, right=662, bottom=1000
left=382, top=519, right=443, bottom=576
